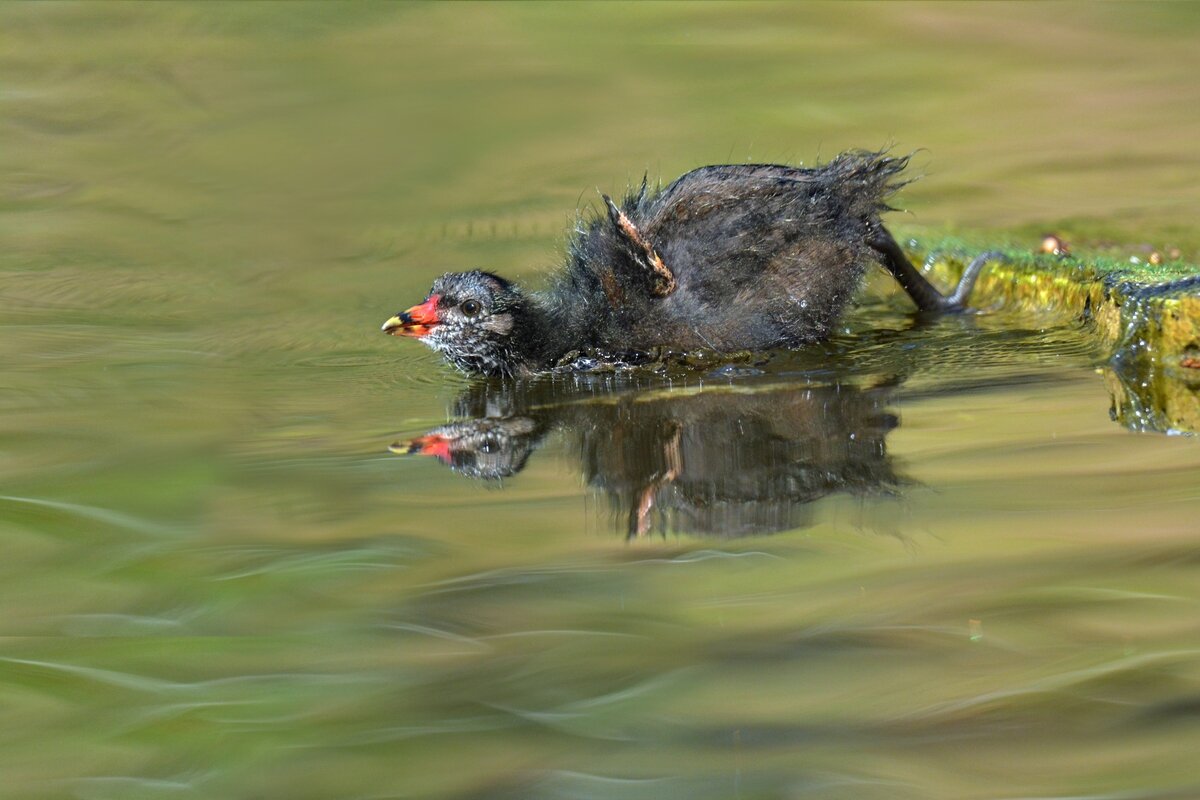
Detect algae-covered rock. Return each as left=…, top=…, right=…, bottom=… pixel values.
left=906, top=237, right=1200, bottom=434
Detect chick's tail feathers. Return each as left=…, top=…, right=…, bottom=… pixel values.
left=821, top=149, right=914, bottom=218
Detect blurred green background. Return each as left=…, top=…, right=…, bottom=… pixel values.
left=2, top=3, right=1199, bottom=799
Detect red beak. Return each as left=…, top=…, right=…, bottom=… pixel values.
left=390, top=434, right=453, bottom=463
left=382, top=294, right=441, bottom=337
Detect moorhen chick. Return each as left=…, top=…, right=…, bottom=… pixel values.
left=382, top=150, right=997, bottom=377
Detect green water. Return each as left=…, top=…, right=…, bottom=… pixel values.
left=3, top=3, right=1200, bottom=798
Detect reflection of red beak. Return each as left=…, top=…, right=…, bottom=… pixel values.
left=382, top=294, right=441, bottom=338
left=390, top=434, right=453, bottom=463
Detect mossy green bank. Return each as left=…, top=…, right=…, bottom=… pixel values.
left=907, top=234, right=1200, bottom=433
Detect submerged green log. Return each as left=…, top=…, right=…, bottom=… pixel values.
left=907, top=236, right=1200, bottom=434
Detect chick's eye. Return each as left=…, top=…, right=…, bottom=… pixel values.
left=461, top=299, right=482, bottom=317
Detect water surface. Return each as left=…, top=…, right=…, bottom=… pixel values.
left=2, top=4, right=1199, bottom=799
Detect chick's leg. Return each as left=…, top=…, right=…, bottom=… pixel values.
left=870, top=227, right=1002, bottom=312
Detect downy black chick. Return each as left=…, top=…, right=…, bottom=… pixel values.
left=382, top=150, right=997, bottom=376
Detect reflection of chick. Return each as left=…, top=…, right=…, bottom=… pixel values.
left=395, top=377, right=903, bottom=538
left=571, top=386, right=901, bottom=538
left=391, top=417, right=542, bottom=480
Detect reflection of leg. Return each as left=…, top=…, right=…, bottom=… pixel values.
left=629, top=486, right=656, bottom=539
left=627, top=423, right=683, bottom=539
left=871, top=227, right=1003, bottom=312
left=662, top=423, right=683, bottom=480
